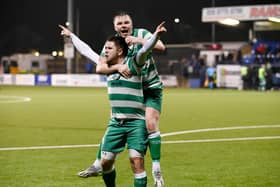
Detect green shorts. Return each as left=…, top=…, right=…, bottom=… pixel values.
left=144, top=88, right=163, bottom=113
left=101, top=118, right=148, bottom=154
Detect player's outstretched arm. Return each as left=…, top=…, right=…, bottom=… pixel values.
left=59, top=25, right=72, bottom=36
left=136, top=21, right=167, bottom=66
left=59, top=25, right=100, bottom=64
left=125, top=35, right=165, bottom=52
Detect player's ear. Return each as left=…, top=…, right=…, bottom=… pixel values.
left=117, top=48, right=123, bottom=57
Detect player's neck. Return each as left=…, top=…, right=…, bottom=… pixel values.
left=116, top=56, right=125, bottom=64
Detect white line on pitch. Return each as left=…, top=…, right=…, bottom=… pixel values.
left=161, top=124, right=280, bottom=137
left=0, top=95, right=31, bottom=103
left=1, top=125, right=280, bottom=151
left=162, top=136, right=280, bottom=144
left=0, top=144, right=100, bottom=151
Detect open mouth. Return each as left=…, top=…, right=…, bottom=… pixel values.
left=121, top=29, right=128, bottom=34
left=120, top=30, right=129, bottom=36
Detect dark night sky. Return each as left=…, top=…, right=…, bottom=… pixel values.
left=0, top=0, right=279, bottom=56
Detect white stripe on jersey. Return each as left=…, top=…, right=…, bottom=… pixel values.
left=137, top=28, right=152, bottom=39
left=111, top=100, right=145, bottom=110
left=138, top=29, right=143, bottom=39
left=112, top=113, right=145, bottom=120
left=108, top=87, right=143, bottom=97
left=145, top=82, right=162, bottom=89
left=107, top=74, right=142, bottom=83
left=143, top=68, right=158, bottom=81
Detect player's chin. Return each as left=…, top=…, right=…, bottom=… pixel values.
left=120, top=33, right=129, bottom=38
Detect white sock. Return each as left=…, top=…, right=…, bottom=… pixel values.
left=93, top=159, right=102, bottom=170
left=134, top=171, right=147, bottom=178
left=152, top=161, right=161, bottom=172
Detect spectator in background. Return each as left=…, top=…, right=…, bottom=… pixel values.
left=241, top=65, right=249, bottom=90
left=252, top=65, right=259, bottom=90
left=258, top=64, right=267, bottom=91
left=236, top=50, right=242, bottom=64
left=276, top=51, right=280, bottom=64
left=274, top=44, right=280, bottom=63
left=170, top=60, right=184, bottom=88
left=275, top=44, right=280, bottom=56
left=247, top=64, right=254, bottom=90
left=189, top=54, right=199, bottom=78
left=265, top=63, right=273, bottom=90
left=256, top=43, right=265, bottom=55
left=181, top=57, right=189, bottom=87
left=206, top=64, right=216, bottom=89
left=199, top=58, right=207, bottom=88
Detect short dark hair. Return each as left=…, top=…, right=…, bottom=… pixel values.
left=113, top=10, right=132, bottom=23
left=106, top=35, right=128, bottom=57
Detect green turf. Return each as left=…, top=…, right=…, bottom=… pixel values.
left=0, top=86, right=280, bottom=186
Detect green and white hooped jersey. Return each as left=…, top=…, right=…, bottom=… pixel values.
left=100, top=28, right=163, bottom=91
left=129, top=28, right=162, bottom=91
left=107, top=57, right=145, bottom=120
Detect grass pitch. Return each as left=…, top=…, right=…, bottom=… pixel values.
left=0, top=86, right=280, bottom=187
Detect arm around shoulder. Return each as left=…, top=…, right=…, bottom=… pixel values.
left=96, top=57, right=120, bottom=75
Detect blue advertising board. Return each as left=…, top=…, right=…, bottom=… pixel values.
left=35, top=74, right=51, bottom=86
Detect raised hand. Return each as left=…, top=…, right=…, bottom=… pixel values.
left=154, top=21, right=167, bottom=36
left=59, top=24, right=72, bottom=36
left=125, top=36, right=138, bottom=46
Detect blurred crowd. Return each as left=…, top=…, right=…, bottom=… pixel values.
left=168, top=41, right=280, bottom=90
left=169, top=53, right=216, bottom=89
left=242, top=41, right=280, bottom=65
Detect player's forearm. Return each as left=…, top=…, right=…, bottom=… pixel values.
left=137, top=38, right=165, bottom=52
left=96, top=61, right=119, bottom=75
left=136, top=34, right=159, bottom=65
left=70, top=33, right=99, bottom=64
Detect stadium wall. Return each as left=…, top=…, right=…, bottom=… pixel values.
left=0, top=74, right=178, bottom=87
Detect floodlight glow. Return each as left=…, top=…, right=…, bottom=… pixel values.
left=58, top=51, right=64, bottom=57
left=174, top=18, right=180, bottom=23
left=268, top=17, right=280, bottom=23
left=52, top=51, right=58, bottom=57
left=34, top=52, right=40, bottom=57
left=218, top=18, right=240, bottom=26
